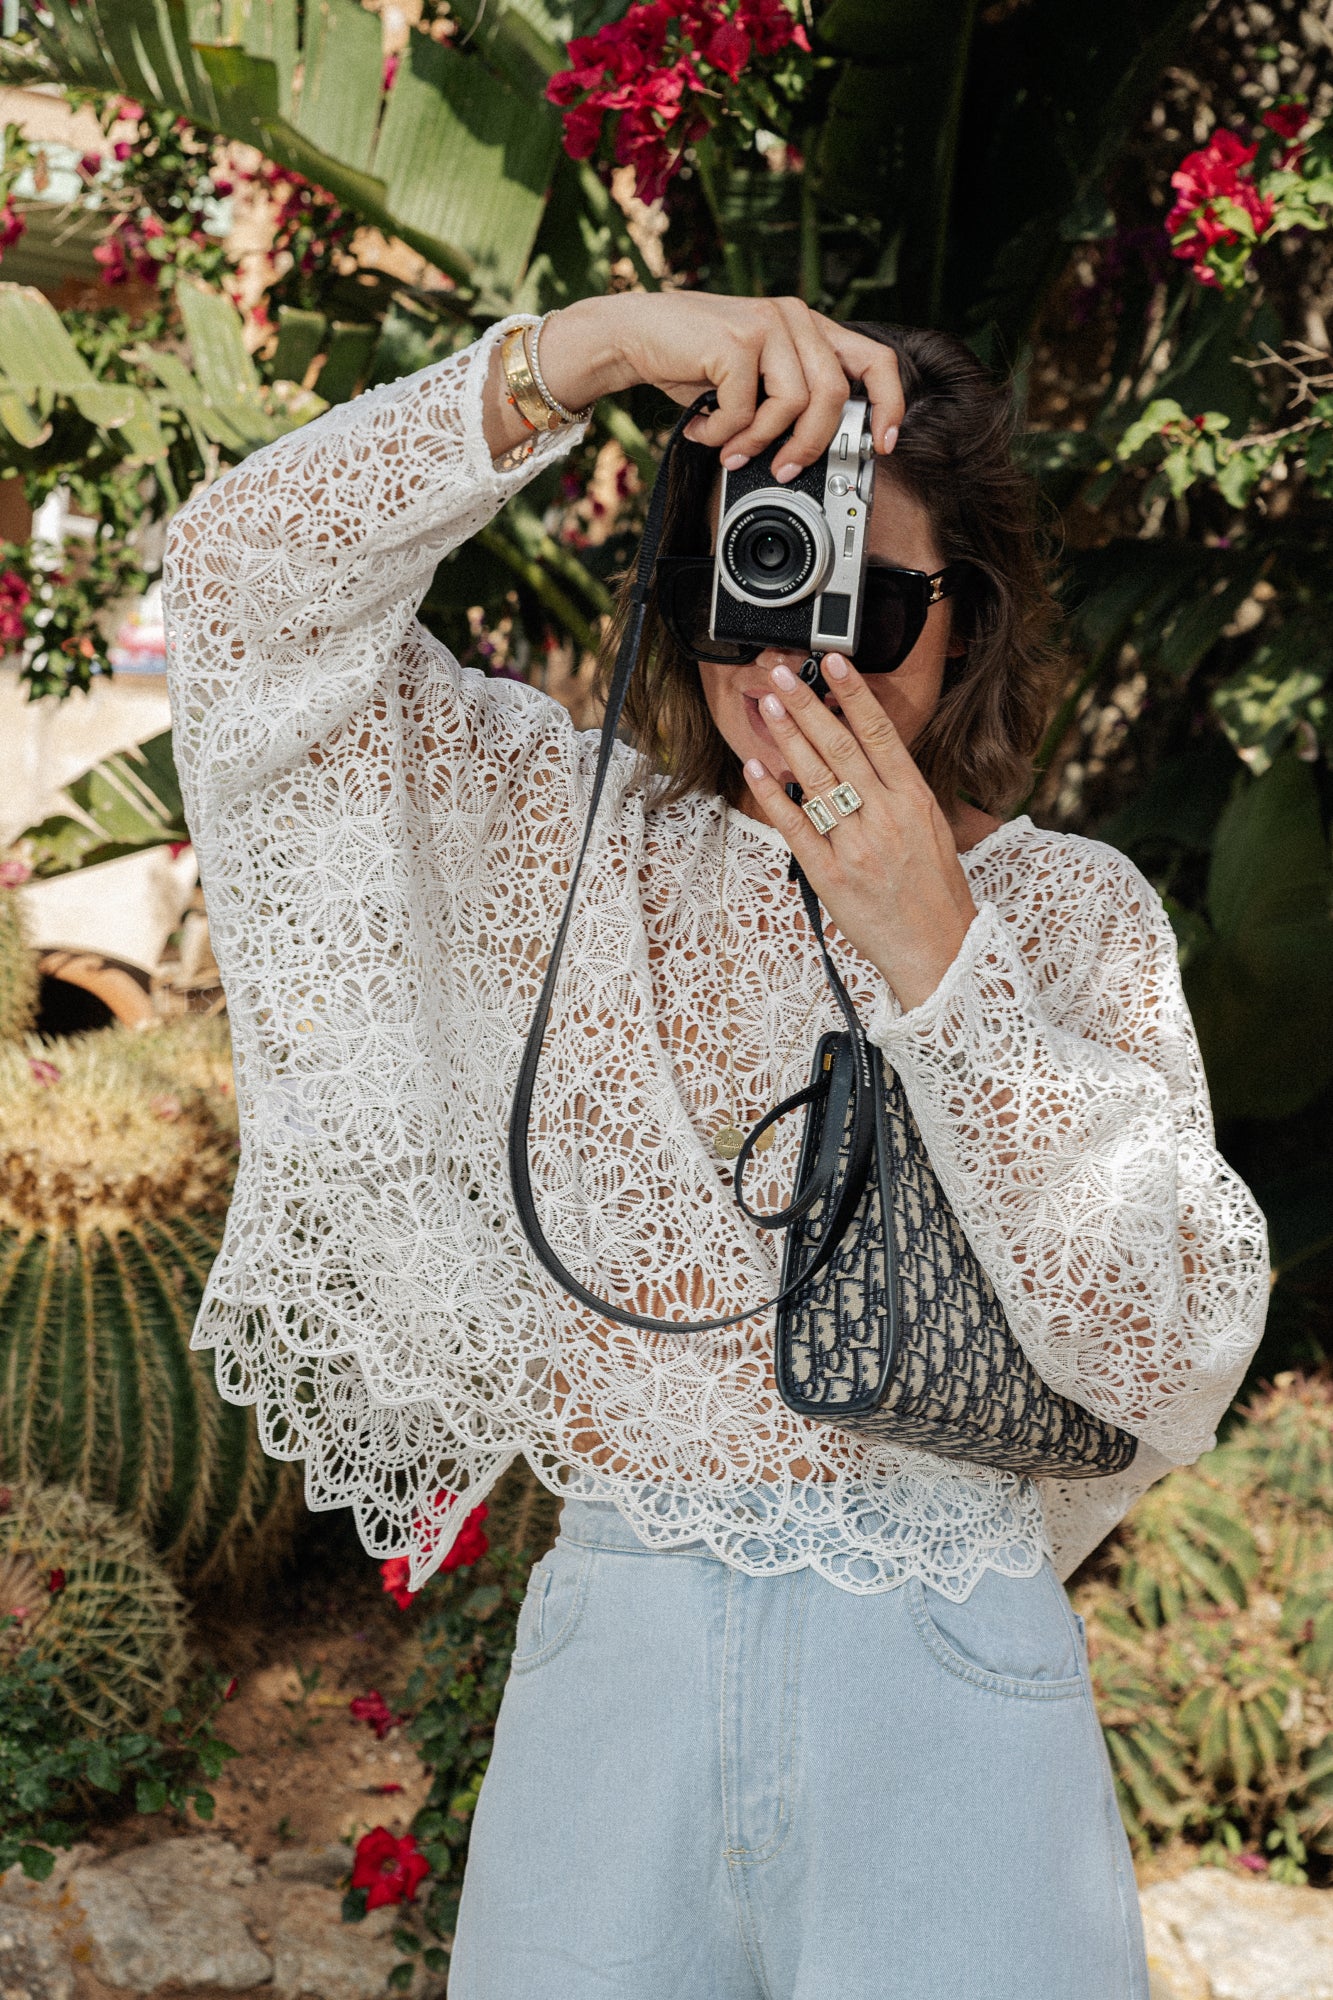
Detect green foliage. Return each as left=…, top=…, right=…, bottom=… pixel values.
left=1076, top=1373, right=1333, bottom=1877
left=341, top=1465, right=559, bottom=1986
left=0, top=1022, right=302, bottom=1588
left=0, top=1480, right=189, bottom=1731
left=0, top=1623, right=238, bottom=1882
left=0, top=888, right=37, bottom=1043
left=3, top=0, right=565, bottom=302
left=19, top=728, right=187, bottom=875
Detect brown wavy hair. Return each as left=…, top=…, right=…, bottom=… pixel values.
left=598, top=322, right=1063, bottom=816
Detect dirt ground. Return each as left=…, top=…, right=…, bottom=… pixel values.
left=87, top=1510, right=435, bottom=1864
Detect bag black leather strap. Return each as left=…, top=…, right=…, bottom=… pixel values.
left=506, top=396, right=881, bottom=1335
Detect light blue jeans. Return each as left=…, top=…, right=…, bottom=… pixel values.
left=448, top=1497, right=1149, bottom=2000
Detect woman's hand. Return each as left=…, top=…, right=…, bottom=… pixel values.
left=483, top=292, right=905, bottom=476
left=741, top=654, right=979, bottom=1013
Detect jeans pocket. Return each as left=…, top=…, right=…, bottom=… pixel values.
left=907, top=1564, right=1086, bottom=1700
left=509, top=1542, right=592, bottom=1675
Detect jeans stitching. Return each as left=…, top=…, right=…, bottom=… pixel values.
left=507, top=1547, right=592, bottom=1674
left=906, top=1576, right=1086, bottom=1701
left=744, top=1569, right=809, bottom=1867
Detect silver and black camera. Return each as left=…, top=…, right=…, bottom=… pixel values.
left=709, top=397, right=876, bottom=658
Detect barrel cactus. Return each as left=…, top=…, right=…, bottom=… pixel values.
left=0, top=875, right=38, bottom=1044
left=0, top=1480, right=189, bottom=1730
left=1077, top=1371, right=1333, bottom=1876
left=0, top=1024, right=302, bottom=1591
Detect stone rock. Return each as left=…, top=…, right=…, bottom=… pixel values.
left=1140, top=1871, right=1333, bottom=2000
left=0, top=1905, right=75, bottom=2000
left=263, top=1843, right=355, bottom=1889
left=67, top=1837, right=271, bottom=1991
left=266, top=1882, right=424, bottom=2000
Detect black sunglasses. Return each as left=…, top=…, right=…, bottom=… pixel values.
left=655, top=557, right=966, bottom=673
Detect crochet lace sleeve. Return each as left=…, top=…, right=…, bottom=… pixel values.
left=161, top=318, right=587, bottom=806
left=865, top=839, right=1270, bottom=1468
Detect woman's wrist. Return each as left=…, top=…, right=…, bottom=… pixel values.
left=481, top=300, right=632, bottom=462
left=533, top=296, right=639, bottom=412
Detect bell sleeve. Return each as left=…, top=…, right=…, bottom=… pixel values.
left=864, top=837, right=1270, bottom=1482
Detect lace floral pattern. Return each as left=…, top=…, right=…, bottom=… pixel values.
left=163, top=321, right=1270, bottom=1598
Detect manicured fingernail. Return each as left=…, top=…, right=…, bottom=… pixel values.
left=760, top=693, right=786, bottom=720
left=744, top=758, right=767, bottom=782
left=773, top=461, right=801, bottom=483
left=770, top=664, right=798, bottom=691
left=824, top=653, right=850, bottom=680
left=883, top=424, right=899, bottom=453
left=722, top=452, right=749, bottom=470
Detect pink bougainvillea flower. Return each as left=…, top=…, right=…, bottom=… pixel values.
left=1236, top=1852, right=1268, bottom=1874
left=349, top=1689, right=410, bottom=1740
left=113, top=139, right=134, bottom=163
left=47, top=1567, right=66, bottom=1595
left=0, top=857, right=31, bottom=889
left=28, top=1059, right=60, bottom=1088
left=350, top=1827, right=431, bottom=1911
left=1261, top=100, right=1307, bottom=141
left=0, top=201, right=25, bottom=258
left=704, top=19, right=751, bottom=78
left=78, top=151, right=103, bottom=177
left=0, top=569, right=29, bottom=647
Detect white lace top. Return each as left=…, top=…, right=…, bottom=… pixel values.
left=162, top=317, right=1270, bottom=1599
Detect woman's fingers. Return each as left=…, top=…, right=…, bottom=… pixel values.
left=711, top=315, right=813, bottom=465
left=818, top=318, right=906, bottom=455
left=741, top=759, right=832, bottom=875
left=758, top=664, right=887, bottom=804
left=818, top=654, right=930, bottom=795
left=676, top=299, right=904, bottom=474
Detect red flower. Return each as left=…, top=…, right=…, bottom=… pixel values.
left=222, top=1676, right=239, bottom=1700
left=47, top=1568, right=66, bottom=1595
left=738, top=0, right=799, bottom=54
left=372, top=1781, right=405, bottom=1795
left=349, top=1690, right=409, bottom=1740
left=379, top=1555, right=417, bottom=1610
left=440, top=1501, right=489, bottom=1572
left=705, top=19, right=751, bottom=78
left=0, top=201, right=25, bottom=258
left=0, top=568, right=30, bottom=645
left=113, top=140, right=134, bottom=163
left=383, top=52, right=400, bottom=92
left=28, top=1058, right=60, bottom=1088
left=78, top=151, right=103, bottom=177
left=1261, top=101, right=1307, bottom=141
left=350, top=1827, right=431, bottom=1911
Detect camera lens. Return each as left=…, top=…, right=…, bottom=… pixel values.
left=722, top=503, right=822, bottom=601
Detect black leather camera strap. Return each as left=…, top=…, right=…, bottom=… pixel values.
left=507, top=394, right=880, bottom=1335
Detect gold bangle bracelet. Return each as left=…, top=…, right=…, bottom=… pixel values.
left=500, top=325, right=562, bottom=434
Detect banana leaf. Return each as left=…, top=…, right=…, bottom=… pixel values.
left=20, top=730, right=189, bottom=876
left=0, top=0, right=563, bottom=300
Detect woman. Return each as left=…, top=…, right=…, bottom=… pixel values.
left=163, top=292, right=1270, bottom=2000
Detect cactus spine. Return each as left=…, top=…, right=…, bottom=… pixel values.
left=0, top=884, right=38, bottom=1044
left=0, top=1023, right=301, bottom=1590
left=0, top=1480, right=189, bottom=1730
